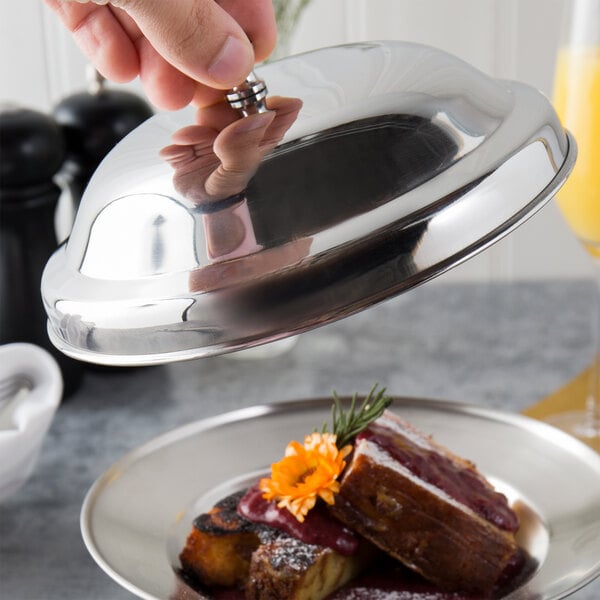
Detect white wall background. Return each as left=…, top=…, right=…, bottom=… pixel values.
left=0, top=0, right=592, bottom=282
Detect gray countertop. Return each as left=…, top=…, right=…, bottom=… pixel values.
left=1, top=281, right=598, bottom=600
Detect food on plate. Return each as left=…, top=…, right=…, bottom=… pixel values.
left=246, top=529, right=374, bottom=600
left=179, top=386, right=524, bottom=599
left=329, top=411, right=520, bottom=595
left=179, top=491, right=261, bottom=588
left=181, top=489, right=375, bottom=600
left=180, top=488, right=375, bottom=599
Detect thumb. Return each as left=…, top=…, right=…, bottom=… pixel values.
left=115, top=0, right=255, bottom=88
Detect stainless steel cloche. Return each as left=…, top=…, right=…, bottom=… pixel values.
left=42, top=41, right=576, bottom=365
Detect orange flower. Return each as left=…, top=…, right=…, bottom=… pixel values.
left=259, top=432, right=352, bottom=522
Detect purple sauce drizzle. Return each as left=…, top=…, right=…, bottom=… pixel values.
left=237, top=485, right=359, bottom=556
left=358, top=422, right=519, bottom=532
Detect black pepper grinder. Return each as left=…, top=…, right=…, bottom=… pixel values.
left=53, top=67, right=153, bottom=210
left=0, top=106, right=82, bottom=397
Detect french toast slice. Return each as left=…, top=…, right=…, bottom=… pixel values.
left=246, top=535, right=374, bottom=600
left=180, top=491, right=374, bottom=598
left=329, top=411, right=520, bottom=595
left=179, top=491, right=262, bottom=588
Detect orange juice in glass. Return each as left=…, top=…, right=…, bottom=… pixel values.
left=547, top=0, right=600, bottom=446
left=553, top=44, right=600, bottom=256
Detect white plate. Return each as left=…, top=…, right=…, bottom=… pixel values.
left=81, top=397, right=600, bottom=599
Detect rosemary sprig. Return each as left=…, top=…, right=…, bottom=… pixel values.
left=324, top=384, right=392, bottom=448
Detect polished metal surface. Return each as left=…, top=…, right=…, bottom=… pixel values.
left=81, top=396, right=600, bottom=600
left=226, top=70, right=269, bottom=116
left=42, top=41, right=577, bottom=365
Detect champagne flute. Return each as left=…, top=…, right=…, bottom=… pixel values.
left=547, top=0, right=600, bottom=448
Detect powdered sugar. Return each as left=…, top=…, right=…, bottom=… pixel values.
left=329, top=588, right=464, bottom=599
left=263, top=535, right=320, bottom=571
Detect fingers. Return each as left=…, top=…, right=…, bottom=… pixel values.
left=191, top=83, right=236, bottom=110
left=213, top=111, right=276, bottom=168
left=115, top=0, right=256, bottom=89
left=46, top=0, right=278, bottom=110
left=208, top=111, right=275, bottom=197
left=260, top=97, right=303, bottom=151
left=160, top=125, right=220, bottom=201
left=193, top=96, right=303, bottom=134
left=216, top=0, right=277, bottom=63
left=43, top=1, right=139, bottom=82
left=161, top=111, right=276, bottom=202
left=136, top=38, right=198, bottom=109
left=195, top=101, right=240, bottom=130
left=170, top=96, right=302, bottom=200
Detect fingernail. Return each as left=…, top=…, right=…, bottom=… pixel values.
left=234, top=111, right=275, bottom=133
left=209, top=36, right=250, bottom=85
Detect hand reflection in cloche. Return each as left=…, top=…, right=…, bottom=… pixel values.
left=160, top=96, right=310, bottom=292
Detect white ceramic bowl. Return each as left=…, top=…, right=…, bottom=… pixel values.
left=0, top=343, right=62, bottom=502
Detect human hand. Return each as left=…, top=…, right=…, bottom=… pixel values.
left=160, top=96, right=302, bottom=203
left=159, top=95, right=307, bottom=289
left=43, top=0, right=277, bottom=110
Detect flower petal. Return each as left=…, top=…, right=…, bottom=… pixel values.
left=259, top=432, right=348, bottom=521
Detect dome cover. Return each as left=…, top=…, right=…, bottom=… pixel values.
left=42, top=42, right=576, bottom=365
